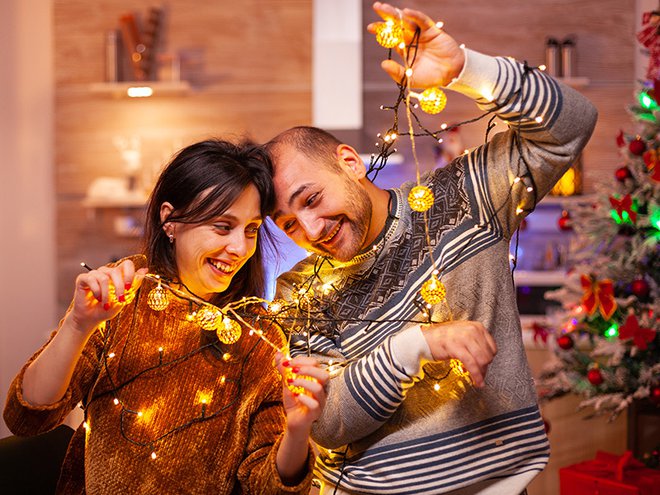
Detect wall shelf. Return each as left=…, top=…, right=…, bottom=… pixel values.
left=88, top=81, right=191, bottom=98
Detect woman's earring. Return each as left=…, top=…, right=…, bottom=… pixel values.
left=168, top=233, right=174, bottom=244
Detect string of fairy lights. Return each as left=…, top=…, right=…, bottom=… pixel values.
left=78, top=13, right=552, bottom=461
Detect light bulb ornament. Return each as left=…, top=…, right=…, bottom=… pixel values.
left=420, top=275, right=446, bottom=305
left=410, top=87, right=448, bottom=114
left=375, top=19, right=404, bottom=48
left=408, top=185, right=435, bottom=212
left=147, top=279, right=170, bottom=311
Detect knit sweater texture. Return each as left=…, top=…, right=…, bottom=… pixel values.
left=277, top=49, right=598, bottom=494
left=4, top=256, right=314, bottom=494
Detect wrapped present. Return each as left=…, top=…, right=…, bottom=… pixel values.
left=560, top=451, right=660, bottom=495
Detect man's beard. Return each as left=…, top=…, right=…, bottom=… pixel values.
left=311, top=179, right=372, bottom=262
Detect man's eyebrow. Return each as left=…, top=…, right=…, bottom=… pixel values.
left=272, top=183, right=312, bottom=223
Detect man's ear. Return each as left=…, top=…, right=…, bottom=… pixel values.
left=160, top=202, right=175, bottom=234
left=336, top=144, right=367, bottom=180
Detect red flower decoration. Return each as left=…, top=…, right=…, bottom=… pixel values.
left=609, top=194, right=637, bottom=225
left=618, top=314, right=656, bottom=350
left=616, top=130, right=625, bottom=148
left=580, top=274, right=617, bottom=320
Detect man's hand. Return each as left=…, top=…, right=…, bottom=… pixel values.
left=422, top=320, right=497, bottom=387
left=367, top=2, right=466, bottom=89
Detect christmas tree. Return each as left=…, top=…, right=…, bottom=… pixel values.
left=536, top=10, right=660, bottom=420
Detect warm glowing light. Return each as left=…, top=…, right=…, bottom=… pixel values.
left=151, top=452, right=157, bottom=460
left=539, top=64, right=547, bottom=71
left=217, top=317, right=242, bottom=344
left=535, top=116, right=543, bottom=123
left=420, top=275, right=446, bottom=305
left=405, top=68, right=413, bottom=77
left=108, top=352, right=116, bottom=359
left=433, top=383, right=441, bottom=391
left=408, top=185, right=434, bottom=212
left=222, top=353, right=231, bottom=361
left=147, top=284, right=170, bottom=311
left=195, top=305, right=221, bottom=331
left=137, top=411, right=143, bottom=417
left=195, top=389, right=213, bottom=405
left=436, top=21, right=444, bottom=29
left=415, top=87, right=447, bottom=114
left=113, top=398, right=119, bottom=405
left=127, top=86, right=153, bottom=98
left=516, top=207, right=524, bottom=215
left=375, top=19, right=404, bottom=48
left=514, top=177, right=522, bottom=184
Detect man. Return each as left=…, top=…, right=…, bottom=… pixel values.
left=267, top=2, right=597, bottom=494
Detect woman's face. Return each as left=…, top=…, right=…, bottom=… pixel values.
left=168, top=184, right=262, bottom=301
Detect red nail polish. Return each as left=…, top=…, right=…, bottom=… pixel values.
left=103, top=303, right=110, bottom=311
left=124, top=283, right=132, bottom=290
left=286, top=378, right=294, bottom=384
left=291, top=366, right=300, bottom=373
left=282, top=360, right=290, bottom=367
left=293, top=392, right=299, bottom=397
left=96, top=296, right=102, bottom=303
left=118, top=294, right=126, bottom=303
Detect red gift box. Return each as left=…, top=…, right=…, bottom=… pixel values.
left=560, top=451, right=660, bottom=495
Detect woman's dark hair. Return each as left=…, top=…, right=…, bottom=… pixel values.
left=143, top=139, right=275, bottom=307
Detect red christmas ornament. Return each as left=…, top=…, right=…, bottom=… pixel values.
left=631, top=278, right=651, bottom=298
left=587, top=367, right=604, bottom=386
left=629, top=138, right=647, bottom=156
left=558, top=210, right=572, bottom=231
left=615, top=166, right=632, bottom=182
left=557, top=334, right=574, bottom=350
left=651, top=385, right=660, bottom=405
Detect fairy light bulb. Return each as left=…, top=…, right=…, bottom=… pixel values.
left=420, top=274, right=446, bottom=305
left=450, top=359, right=471, bottom=383
left=417, top=87, right=447, bottom=114
left=217, top=316, right=242, bottom=344
left=375, top=19, right=404, bottom=48
left=147, top=282, right=169, bottom=311
left=408, top=185, right=434, bottom=212
left=284, top=367, right=319, bottom=396
left=195, top=305, right=222, bottom=331
left=268, top=299, right=285, bottom=313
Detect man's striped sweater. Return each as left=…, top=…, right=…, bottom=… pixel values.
left=276, top=48, right=598, bottom=495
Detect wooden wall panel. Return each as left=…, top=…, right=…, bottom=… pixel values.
left=362, top=0, right=635, bottom=192
left=54, top=0, right=312, bottom=312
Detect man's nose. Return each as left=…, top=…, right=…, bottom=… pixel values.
left=298, top=214, right=324, bottom=242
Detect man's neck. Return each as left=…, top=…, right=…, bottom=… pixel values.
left=362, top=182, right=392, bottom=248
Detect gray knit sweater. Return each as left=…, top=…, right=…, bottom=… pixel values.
left=276, top=49, right=598, bottom=495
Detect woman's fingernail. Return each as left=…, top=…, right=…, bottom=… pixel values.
left=96, top=296, right=102, bottom=303
left=293, top=392, right=299, bottom=397
left=103, top=303, right=111, bottom=311
left=286, top=378, right=294, bottom=384
left=282, top=360, right=290, bottom=367
left=291, top=366, right=300, bottom=373
left=124, top=283, right=132, bottom=290
left=118, top=294, right=126, bottom=303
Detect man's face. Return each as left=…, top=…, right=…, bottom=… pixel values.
left=271, top=146, right=372, bottom=262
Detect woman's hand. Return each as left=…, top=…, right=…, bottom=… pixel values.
left=275, top=352, right=329, bottom=435
left=68, top=260, right=148, bottom=336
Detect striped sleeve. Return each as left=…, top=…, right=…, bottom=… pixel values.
left=289, top=326, right=430, bottom=448
left=449, top=49, right=597, bottom=239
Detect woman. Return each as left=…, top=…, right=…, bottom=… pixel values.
left=4, top=139, right=328, bottom=494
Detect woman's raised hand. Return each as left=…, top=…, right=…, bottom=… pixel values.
left=275, top=352, right=329, bottom=434
left=68, top=259, right=148, bottom=335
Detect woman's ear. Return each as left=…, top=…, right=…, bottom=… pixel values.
left=336, top=144, right=367, bottom=180
left=160, top=202, right=174, bottom=235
